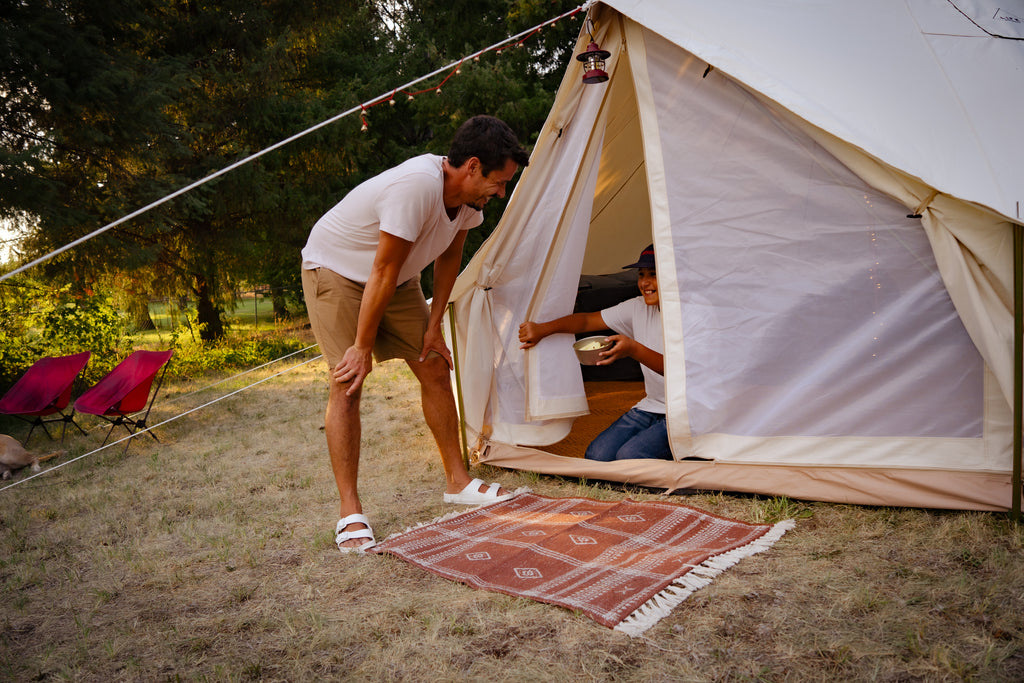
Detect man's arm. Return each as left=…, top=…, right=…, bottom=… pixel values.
left=417, top=230, right=468, bottom=368
left=333, top=231, right=412, bottom=395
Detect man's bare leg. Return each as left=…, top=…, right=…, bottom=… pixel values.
left=325, top=378, right=370, bottom=549
left=406, top=355, right=508, bottom=496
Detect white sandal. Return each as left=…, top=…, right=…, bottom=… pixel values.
left=443, top=478, right=514, bottom=505
left=335, top=513, right=376, bottom=553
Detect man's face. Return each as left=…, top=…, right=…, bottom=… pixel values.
left=637, top=267, right=659, bottom=306
left=464, top=157, right=519, bottom=210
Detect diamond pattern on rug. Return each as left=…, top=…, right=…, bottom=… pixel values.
left=372, top=492, right=794, bottom=635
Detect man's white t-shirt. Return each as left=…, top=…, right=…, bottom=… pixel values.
left=301, top=154, right=483, bottom=284
left=600, top=296, right=665, bottom=414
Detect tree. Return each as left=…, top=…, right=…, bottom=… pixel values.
left=0, top=0, right=187, bottom=283
left=1, top=0, right=387, bottom=339
left=1, top=0, right=581, bottom=336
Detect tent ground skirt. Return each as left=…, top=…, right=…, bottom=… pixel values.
left=477, top=444, right=1011, bottom=513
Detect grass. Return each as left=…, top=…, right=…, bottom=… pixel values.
left=1, top=353, right=1023, bottom=681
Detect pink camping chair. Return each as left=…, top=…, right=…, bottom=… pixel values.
left=0, top=351, right=92, bottom=445
left=74, top=349, right=174, bottom=452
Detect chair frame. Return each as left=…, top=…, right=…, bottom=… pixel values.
left=0, top=352, right=91, bottom=446
left=95, top=362, right=171, bottom=450
left=74, top=350, right=174, bottom=453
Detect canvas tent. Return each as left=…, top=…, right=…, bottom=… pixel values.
left=447, top=0, right=1024, bottom=511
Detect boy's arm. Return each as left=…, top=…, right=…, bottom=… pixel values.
left=518, top=311, right=607, bottom=349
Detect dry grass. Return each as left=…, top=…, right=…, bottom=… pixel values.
left=1, top=352, right=1023, bottom=682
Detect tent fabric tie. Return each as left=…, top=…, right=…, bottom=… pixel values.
left=908, top=189, right=940, bottom=219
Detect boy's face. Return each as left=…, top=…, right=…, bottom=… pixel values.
left=637, top=267, right=659, bottom=306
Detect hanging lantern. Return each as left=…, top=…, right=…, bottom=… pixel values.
left=575, top=40, right=610, bottom=84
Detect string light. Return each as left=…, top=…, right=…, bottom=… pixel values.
left=864, top=189, right=887, bottom=360
left=352, top=8, right=583, bottom=124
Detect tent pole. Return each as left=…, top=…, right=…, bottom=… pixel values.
left=448, top=303, right=470, bottom=471
left=1014, top=223, right=1023, bottom=522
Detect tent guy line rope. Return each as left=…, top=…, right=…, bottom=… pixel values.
left=0, top=3, right=588, bottom=283
left=0, top=353, right=323, bottom=493
left=48, top=343, right=322, bottom=442
left=167, top=343, right=319, bottom=403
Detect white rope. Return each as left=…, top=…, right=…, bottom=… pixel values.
left=0, top=352, right=323, bottom=492
left=68, top=343, right=322, bottom=438
left=0, top=4, right=586, bottom=282
left=169, top=343, right=319, bottom=402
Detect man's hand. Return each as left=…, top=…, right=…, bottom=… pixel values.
left=419, top=325, right=453, bottom=370
left=334, top=345, right=374, bottom=396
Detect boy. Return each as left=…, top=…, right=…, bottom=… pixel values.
left=518, top=244, right=670, bottom=461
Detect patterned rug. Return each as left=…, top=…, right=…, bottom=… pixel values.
left=372, top=492, right=794, bottom=635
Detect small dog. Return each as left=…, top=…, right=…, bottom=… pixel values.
left=0, top=434, right=64, bottom=479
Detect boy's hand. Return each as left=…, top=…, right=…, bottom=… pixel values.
left=596, top=335, right=634, bottom=365
left=518, top=321, right=541, bottom=349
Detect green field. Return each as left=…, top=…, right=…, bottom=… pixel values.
left=144, top=292, right=296, bottom=339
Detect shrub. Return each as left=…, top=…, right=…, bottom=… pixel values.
left=0, top=279, right=310, bottom=395
left=0, top=283, right=131, bottom=389
left=163, top=329, right=311, bottom=379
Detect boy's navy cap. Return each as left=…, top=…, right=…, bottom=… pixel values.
left=622, top=244, right=655, bottom=269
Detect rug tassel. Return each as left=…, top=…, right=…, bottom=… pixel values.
left=615, top=518, right=796, bottom=637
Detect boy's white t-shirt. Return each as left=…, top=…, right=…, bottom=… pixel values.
left=599, top=296, right=665, bottom=414
left=301, top=154, right=483, bottom=284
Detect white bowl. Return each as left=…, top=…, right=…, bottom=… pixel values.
left=573, top=335, right=613, bottom=365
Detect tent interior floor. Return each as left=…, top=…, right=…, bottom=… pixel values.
left=539, top=380, right=645, bottom=459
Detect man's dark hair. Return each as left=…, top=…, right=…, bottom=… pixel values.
left=448, top=115, right=531, bottom=176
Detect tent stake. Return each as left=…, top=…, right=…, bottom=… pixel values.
left=448, top=303, right=470, bottom=471
left=1014, top=223, right=1023, bottom=522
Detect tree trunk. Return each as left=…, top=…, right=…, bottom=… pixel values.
left=127, top=292, right=156, bottom=331
left=194, top=275, right=224, bottom=341
left=271, top=289, right=290, bottom=320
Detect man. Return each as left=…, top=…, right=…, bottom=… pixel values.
left=301, top=115, right=530, bottom=553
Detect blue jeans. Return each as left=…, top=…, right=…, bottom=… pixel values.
left=584, top=408, right=672, bottom=462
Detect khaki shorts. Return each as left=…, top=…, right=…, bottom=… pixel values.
left=301, top=267, right=429, bottom=370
